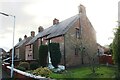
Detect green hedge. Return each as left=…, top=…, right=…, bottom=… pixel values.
left=49, top=43, right=61, bottom=68
left=17, top=62, right=30, bottom=71
left=39, top=45, right=48, bottom=67
left=30, top=61, right=39, bottom=70
left=16, top=66, right=26, bottom=71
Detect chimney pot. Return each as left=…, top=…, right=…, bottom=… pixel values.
left=24, top=35, right=27, bottom=39
left=31, top=31, right=35, bottom=37
left=19, top=38, right=22, bottom=42
left=53, top=18, right=59, bottom=25
left=38, top=26, right=44, bottom=33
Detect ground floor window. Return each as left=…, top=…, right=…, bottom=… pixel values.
left=75, top=47, right=79, bottom=55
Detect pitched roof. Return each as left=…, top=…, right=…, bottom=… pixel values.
left=15, top=39, right=26, bottom=48
left=47, top=14, right=79, bottom=39
left=25, top=33, right=41, bottom=46
left=26, top=14, right=80, bottom=45
left=0, top=48, right=6, bottom=53
left=0, top=48, right=2, bottom=52
left=15, top=37, right=33, bottom=48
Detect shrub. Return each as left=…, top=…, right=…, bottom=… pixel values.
left=33, top=67, right=52, bottom=77
left=18, top=62, right=30, bottom=70
left=49, top=43, right=61, bottom=68
left=16, top=66, right=26, bottom=71
left=39, top=45, right=48, bottom=67
left=30, top=61, right=39, bottom=70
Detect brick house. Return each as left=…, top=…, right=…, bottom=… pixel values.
left=14, top=31, right=35, bottom=60
left=97, top=43, right=104, bottom=56
left=25, top=27, right=44, bottom=60
left=26, top=4, right=97, bottom=67
left=0, top=48, right=6, bottom=59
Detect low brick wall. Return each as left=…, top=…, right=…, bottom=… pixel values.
left=2, top=63, right=48, bottom=80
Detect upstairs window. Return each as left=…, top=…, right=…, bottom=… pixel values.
left=30, top=44, right=31, bottom=48
left=75, top=28, right=80, bottom=39
left=40, top=38, right=43, bottom=45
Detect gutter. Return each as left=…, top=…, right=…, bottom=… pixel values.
left=63, top=34, right=66, bottom=68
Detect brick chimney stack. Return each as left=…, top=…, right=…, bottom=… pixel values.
left=31, top=31, right=35, bottom=37
left=38, top=26, right=44, bottom=33
left=53, top=18, right=59, bottom=25
left=19, top=38, right=22, bottom=42
left=78, top=4, right=86, bottom=15
left=24, top=35, right=27, bottom=39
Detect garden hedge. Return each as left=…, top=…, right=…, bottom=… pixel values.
left=49, top=43, right=61, bottom=68
left=39, top=45, right=48, bottom=67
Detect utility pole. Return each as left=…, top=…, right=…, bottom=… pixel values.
left=0, top=12, right=16, bottom=78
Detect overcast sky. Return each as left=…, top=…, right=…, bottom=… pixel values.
left=0, top=0, right=119, bottom=51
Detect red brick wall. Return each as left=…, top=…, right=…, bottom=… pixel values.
left=25, top=45, right=33, bottom=60
left=51, top=36, right=64, bottom=43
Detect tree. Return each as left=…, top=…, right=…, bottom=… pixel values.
left=112, top=27, right=120, bottom=64
left=39, top=45, right=48, bottom=67
left=49, top=43, right=62, bottom=68
left=112, top=26, right=120, bottom=78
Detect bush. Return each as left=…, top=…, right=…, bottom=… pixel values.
left=49, top=43, right=62, bottom=68
left=18, top=62, right=30, bottom=70
left=16, top=66, right=26, bottom=71
left=39, top=45, right=48, bottom=67
left=30, top=61, right=39, bottom=70
left=33, top=67, right=52, bottom=77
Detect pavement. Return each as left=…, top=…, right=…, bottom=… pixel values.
left=0, top=59, right=10, bottom=80
left=2, top=70, right=10, bottom=79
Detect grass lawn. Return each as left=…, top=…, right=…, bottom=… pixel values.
left=50, top=65, right=116, bottom=80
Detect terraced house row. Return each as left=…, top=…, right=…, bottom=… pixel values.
left=11, top=4, right=97, bottom=68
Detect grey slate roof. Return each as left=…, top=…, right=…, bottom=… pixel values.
left=47, top=14, right=80, bottom=39
left=26, top=14, right=80, bottom=45
left=15, top=37, right=33, bottom=48
left=26, top=26, right=56, bottom=45
left=0, top=48, right=6, bottom=52
left=0, top=48, right=2, bottom=52
left=25, top=33, right=41, bottom=46
left=0, top=48, right=6, bottom=55
left=15, top=40, right=26, bottom=48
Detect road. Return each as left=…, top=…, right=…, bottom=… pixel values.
left=0, top=59, right=10, bottom=79
left=2, top=68, right=10, bottom=79
left=0, top=59, right=2, bottom=79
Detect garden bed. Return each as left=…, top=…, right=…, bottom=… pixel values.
left=2, top=64, right=49, bottom=80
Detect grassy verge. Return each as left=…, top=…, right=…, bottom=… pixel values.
left=50, top=65, right=116, bottom=80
